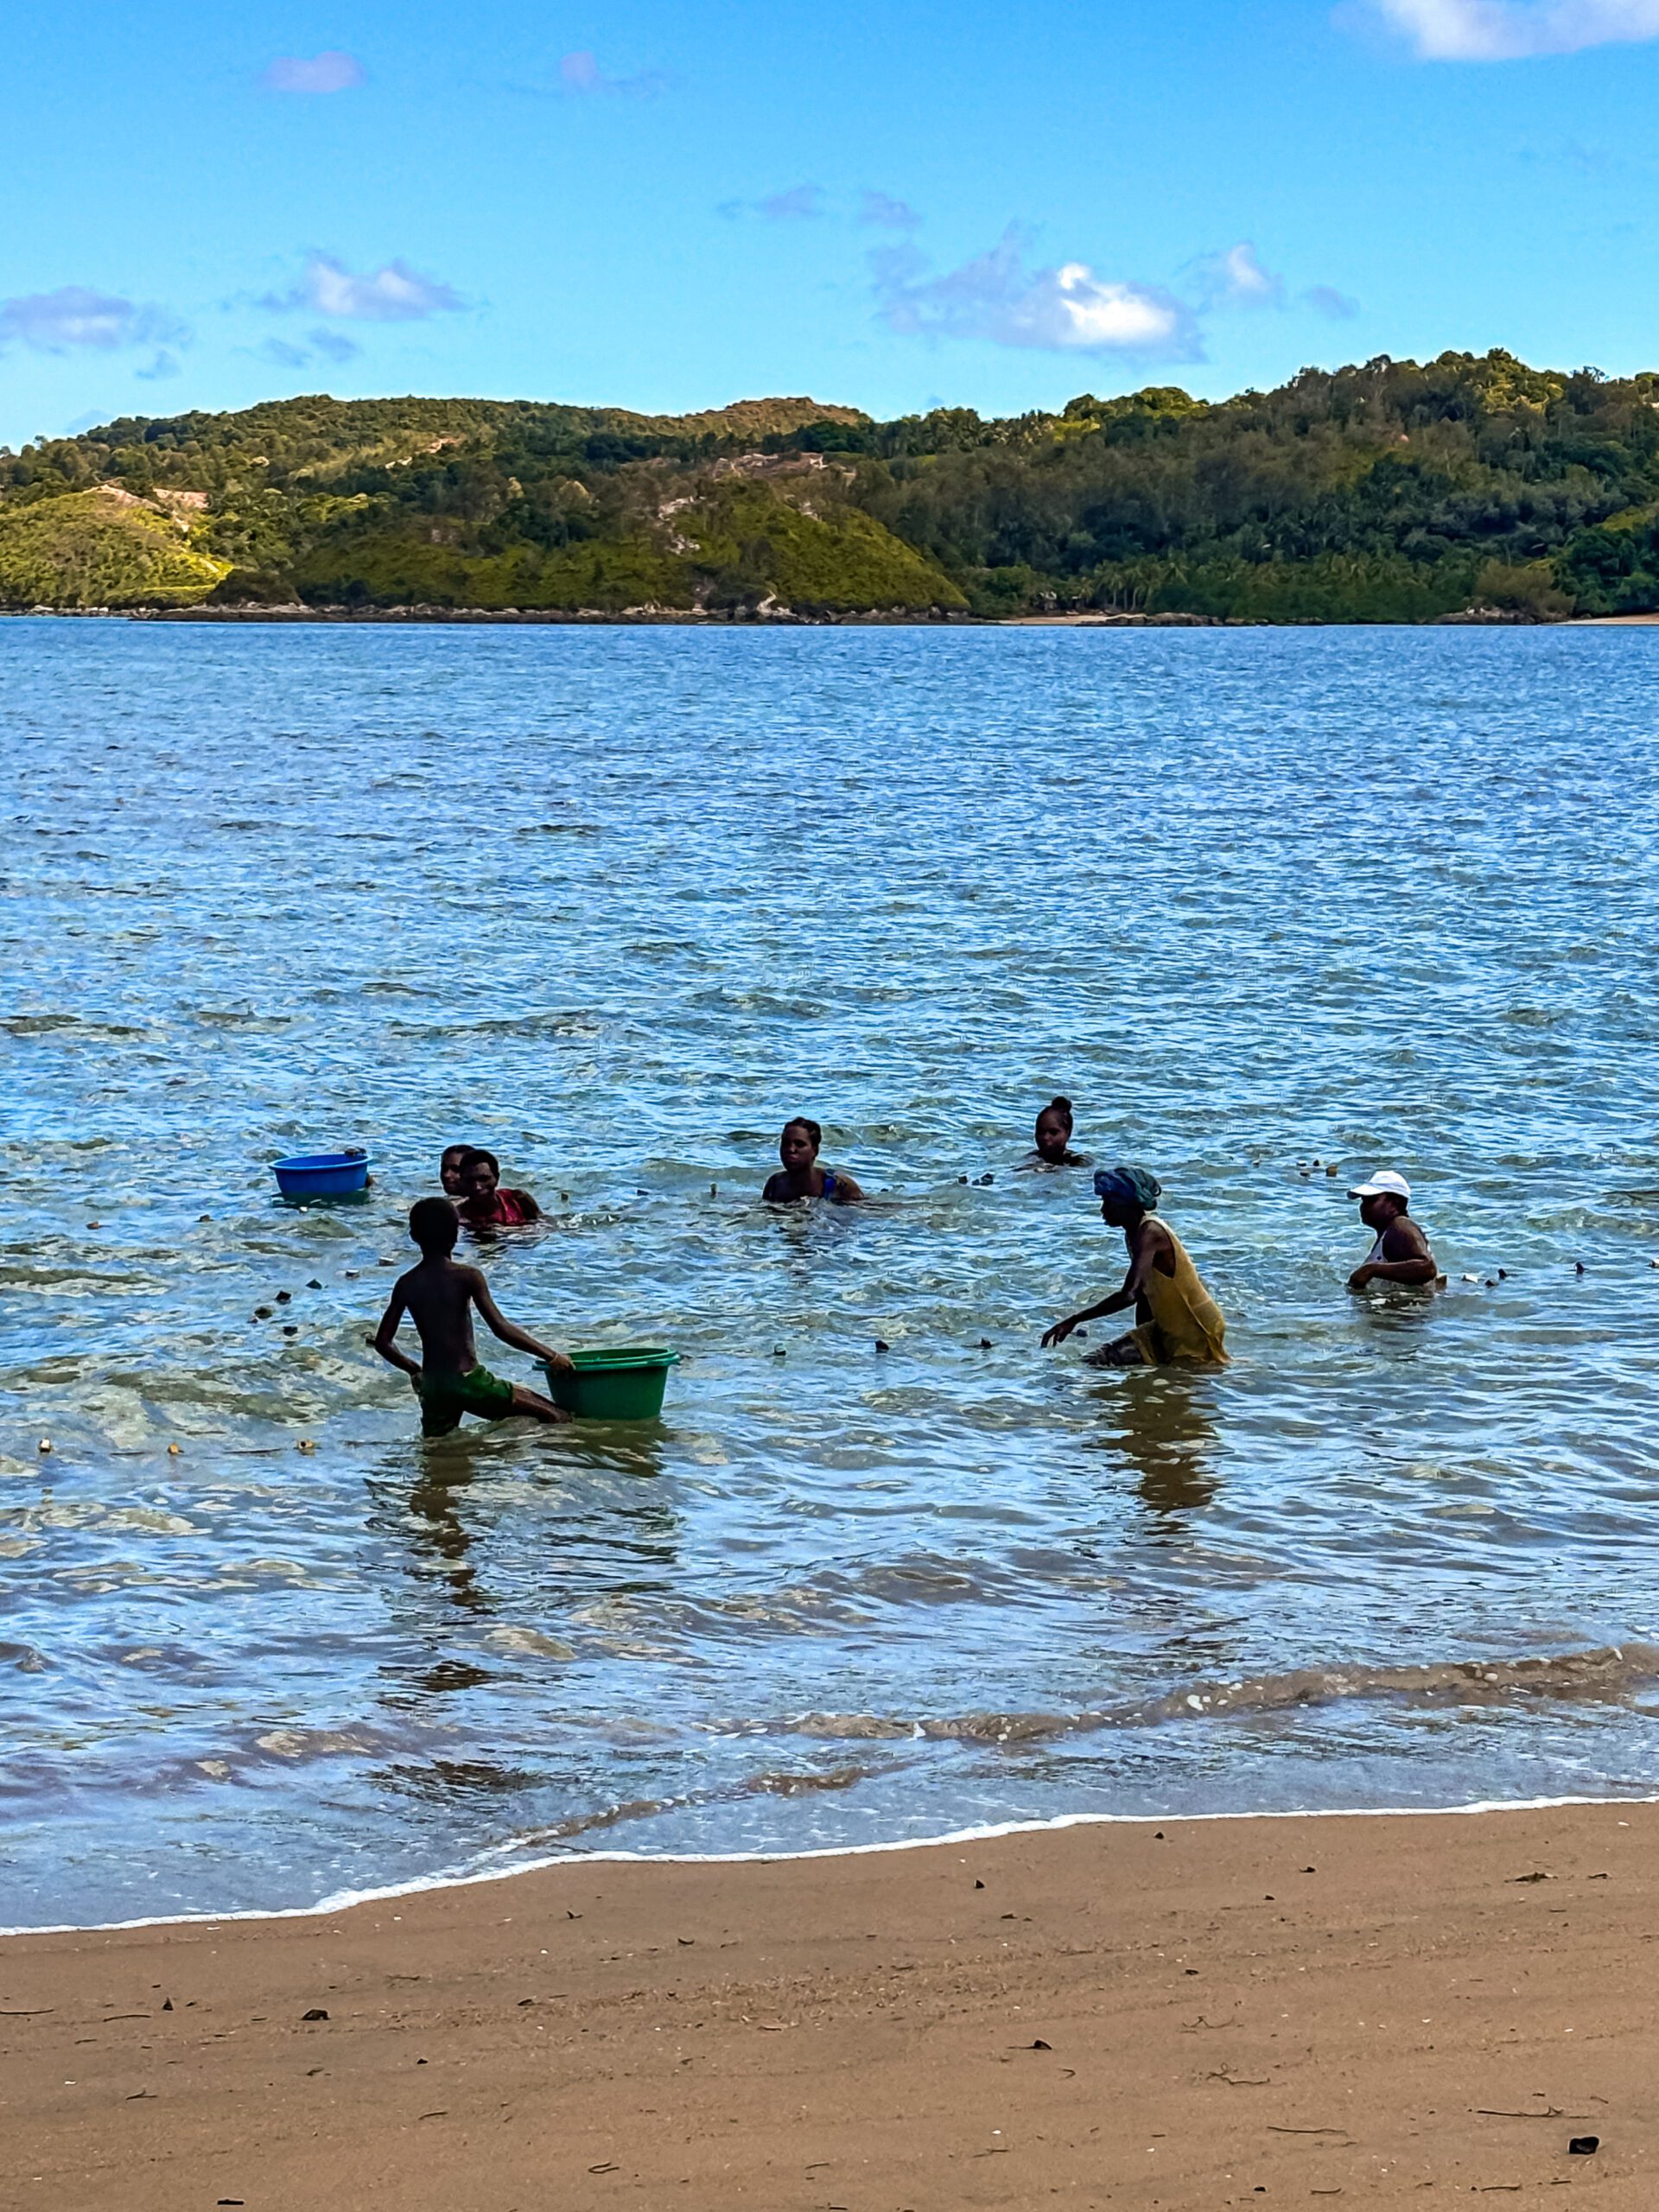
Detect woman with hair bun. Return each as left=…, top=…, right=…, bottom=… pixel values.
left=1021, top=1096, right=1090, bottom=1170
left=763, top=1116, right=864, bottom=1204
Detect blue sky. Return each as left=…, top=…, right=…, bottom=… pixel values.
left=6, top=0, right=1659, bottom=447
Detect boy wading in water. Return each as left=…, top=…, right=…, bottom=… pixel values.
left=1345, top=1169, right=1441, bottom=1292
left=372, top=1198, right=573, bottom=1435
left=1042, top=1166, right=1229, bottom=1369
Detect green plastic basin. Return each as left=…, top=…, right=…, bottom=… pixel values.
left=543, top=1346, right=680, bottom=1421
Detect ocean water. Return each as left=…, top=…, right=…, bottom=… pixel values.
left=3, top=615, right=1659, bottom=1929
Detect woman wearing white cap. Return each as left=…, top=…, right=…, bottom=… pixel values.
left=1347, top=1171, right=1440, bottom=1291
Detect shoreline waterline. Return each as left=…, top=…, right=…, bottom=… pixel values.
left=8, top=1787, right=1658, bottom=1942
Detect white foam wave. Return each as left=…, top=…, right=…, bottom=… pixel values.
left=5, top=1790, right=1656, bottom=1939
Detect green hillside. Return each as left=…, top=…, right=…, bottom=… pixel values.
left=0, top=489, right=230, bottom=608
left=5, top=353, right=1659, bottom=619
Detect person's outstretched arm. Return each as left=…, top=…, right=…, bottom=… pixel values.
left=1042, top=1230, right=1159, bottom=1347
left=469, top=1270, right=573, bottom=1370
left=371, top=1287, right=422, bottom=1379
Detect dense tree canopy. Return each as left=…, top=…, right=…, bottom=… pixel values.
left=3, top=353, right=1657, bottom=618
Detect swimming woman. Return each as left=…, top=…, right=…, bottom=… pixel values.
left=458, top=1147, right=543, bottom=1228
left=1041, top=1166, right=1228, bottom=1367
left=1020, top=1096, right=1090, bottom=1170
left=762, top=1117, right=865, bottom=1204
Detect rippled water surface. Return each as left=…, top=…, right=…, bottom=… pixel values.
left=4, top=616, right=1659, bottom=1927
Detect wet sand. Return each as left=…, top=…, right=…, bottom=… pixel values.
left=4, top=1801, right=1656, bottom=2209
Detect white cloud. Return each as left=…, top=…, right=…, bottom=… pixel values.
left=719, top=182, right=827, bottom=220
left=1306, top=283, right=1362, bottom=319
left=0, top=286, right=184, bottom=353
left=257, top=337, right=311, bottom=369
left=764, top=184, right=826, bottom=219
left=262, top=253, right=464, bottom=321
left=861, top=189, right=922, bottom=230
left=1362, top=0, right=1659, bottom=57
left=874, top=228, right=1200, bottom=358
left=1189, top=240, right=1287, bottom=309
left=262, top=50, right=365, bottom=93
left=558, top=49, right=668, bottom=96
left=254, top=328, right=361, bottom=370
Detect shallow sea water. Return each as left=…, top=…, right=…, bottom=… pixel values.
left=3, top=616, right=1659, bottom=1927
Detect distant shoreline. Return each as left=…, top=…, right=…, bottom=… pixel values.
left=0, top=603, right=1574, bottom=629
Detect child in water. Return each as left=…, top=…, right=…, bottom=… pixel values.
left=1020, top=1096, right=1090, bottom=1169
left=440, top=1144, right=472, bottom=1199
left=1042, top=1166, right=1229, bottom=1367
left=763, top=1117, right=864, bottom=1203
left=459, top=1147, right=543, bottom=1228
left=372, top=1198, right=572, bottom=1435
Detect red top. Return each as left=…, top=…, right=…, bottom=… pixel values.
left=472, top=1188, right=536, bottom=1226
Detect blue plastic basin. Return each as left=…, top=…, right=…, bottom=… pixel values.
left=272, top=1150, right=371, bottom=1198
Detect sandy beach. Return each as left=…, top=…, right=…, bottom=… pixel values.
left=5, top=1799, right=1655, bottom=2209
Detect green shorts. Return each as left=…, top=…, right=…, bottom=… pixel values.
left=419, top=1363, right=517, bottom=1437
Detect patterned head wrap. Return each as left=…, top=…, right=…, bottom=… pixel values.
left=1092, top=1165, right=1162, bottom=1211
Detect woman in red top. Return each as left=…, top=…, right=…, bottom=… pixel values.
left=458, top=1148, right=543, bottom=1228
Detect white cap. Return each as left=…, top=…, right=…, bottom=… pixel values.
left=1348, top=1169, right=1411, bottom=1202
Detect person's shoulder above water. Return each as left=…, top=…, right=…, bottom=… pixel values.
left=1346, top=1168, right=1440, bottom=1292
left=764, top=1116, right=864, bottom=1202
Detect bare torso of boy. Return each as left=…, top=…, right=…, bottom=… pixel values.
left=397, top=1256, right=487, bottom=1376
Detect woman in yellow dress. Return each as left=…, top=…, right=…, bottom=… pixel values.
left=1041, top=1166, right=1228, bottom=1369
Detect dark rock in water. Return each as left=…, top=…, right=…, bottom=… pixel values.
left=254, top=1306, right=273, bottom=1320
left=306, top=1278, right=322, bottom=1289
left=957, top=1174, right=969, bottom=1184
left=283, top=1324, right=298, bottom=1337
left=979, top=1338, right=993, bottom=1349
left=976, top=1172, right=995, bottom=1185
left=1568, top=2137, right=1599, bottom=2156
left=1576, top=1261, right=1586, bottom=1275
left=276, top=1290, right=291, bottom=1304
left=302, top=2007, right=329, bottom=2022
left=874, top=1339, right=890, bottom=1353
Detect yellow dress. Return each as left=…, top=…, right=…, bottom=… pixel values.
left=1130, top=1227, right=1229, bottom=1366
